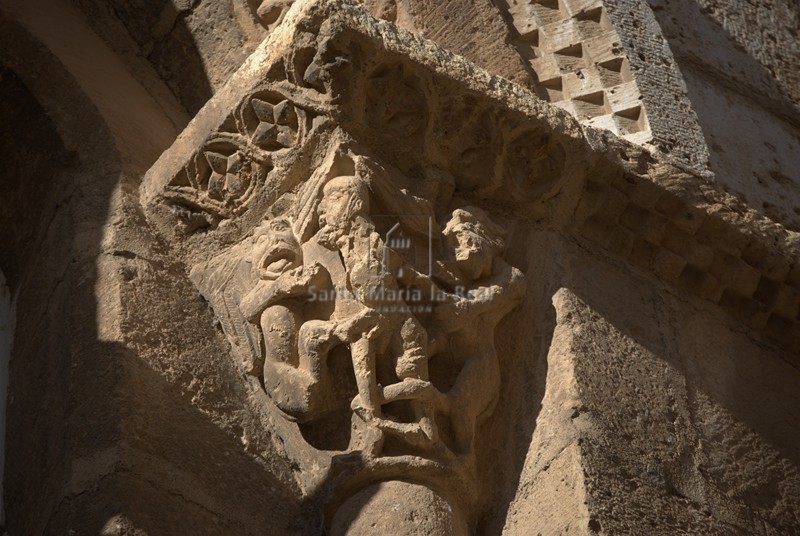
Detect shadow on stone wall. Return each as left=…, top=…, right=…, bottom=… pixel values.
left=0, top=8, right=293, bottom=533
left=0, top=16, right=120, bottom=531
left=564, top=239, right=800, bottom=534
left=648, top=0, right=800, bottom=231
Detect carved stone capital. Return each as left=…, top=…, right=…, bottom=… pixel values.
left=141, top=0, right=800, bottom=531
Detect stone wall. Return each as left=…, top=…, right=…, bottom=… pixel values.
left=0, top=270, right=11, bottom=529
left=646, top=0, right=800, bottom=232
left=0, top=0, right=797, bottom=534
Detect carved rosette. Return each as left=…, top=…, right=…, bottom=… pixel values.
left=162, top=91, right=310, bottom=232
left=138, top=3, right=800, bottom=533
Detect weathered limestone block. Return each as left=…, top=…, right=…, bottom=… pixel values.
left=249, top=0, right=536, bottom=88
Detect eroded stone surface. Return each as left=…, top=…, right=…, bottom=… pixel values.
left=2, top=0, right=800, bottom=534
left=330, top=481, right=469, bottom=536
left=647, top=0, right=800, bottom=231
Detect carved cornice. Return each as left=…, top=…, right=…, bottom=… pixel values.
left=144, top=0, right=799, bottom=353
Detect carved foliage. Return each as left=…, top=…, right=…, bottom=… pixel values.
left=366, top=62, right=427, bottom=141
left=325, top=32, right=568, bottom=203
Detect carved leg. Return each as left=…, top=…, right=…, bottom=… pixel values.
left=348, top=326, right=388, bottom=455
left=261, top=304, right=300, bottom=366
left=262, top=317, right=339, bottom=422
left=263, top=361, right=321, bottom=422
left=349, top=327, right=381, bottom=419
left=297, top=319, right=338, bottom=377
left=444, top=344, right=502, bottom=454
left=380, top=378, right=437, bottom=404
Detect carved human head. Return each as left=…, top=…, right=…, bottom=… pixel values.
left=317, top=175, right=370, bottom=246
left=253, top=217, right=302, bottom=280
left=442, top=206, right=505, bottom=281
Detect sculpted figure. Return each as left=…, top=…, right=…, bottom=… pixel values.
left=315, top=175, right=436, bottom=450
left=239, top=217, right=371, bottom=422
left=429, top=207, right=526, bottom=453
left=190, top=170, right=527, bottom=536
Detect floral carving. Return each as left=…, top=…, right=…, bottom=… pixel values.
left=251, top=98, right=299, bottom=150
left=161, top=91, right=310, bottom=231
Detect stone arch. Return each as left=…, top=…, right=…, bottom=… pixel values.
left=0, top=11, right=124, bottom=534
left=0, top=3, right=304, bottom=532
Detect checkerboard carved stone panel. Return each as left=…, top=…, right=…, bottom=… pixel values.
left=499, top=0, right=651, bottom=145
